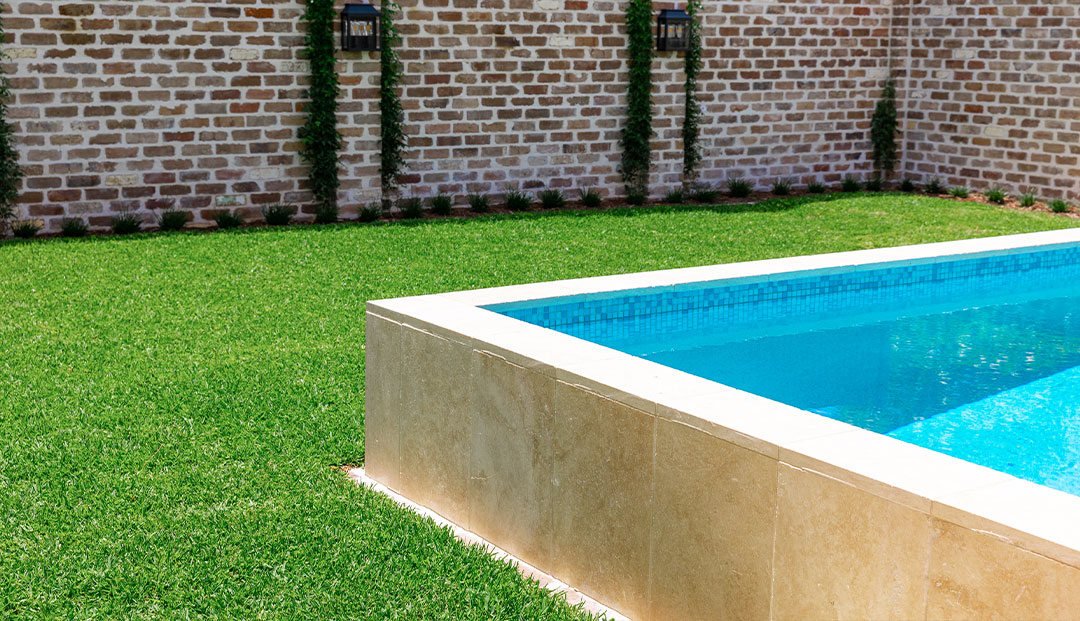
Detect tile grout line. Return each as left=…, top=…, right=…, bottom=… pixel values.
left=921, top=512, right=934, bottom=621
left=768, top=460, right=781, bottom=621
left=645, top=414, right=659, bottom=619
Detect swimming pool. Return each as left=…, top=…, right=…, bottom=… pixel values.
left=490, top=242, right=1080, bottom=496
left=367, top=229, right=1080, bottom=620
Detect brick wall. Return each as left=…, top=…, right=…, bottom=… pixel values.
left=693, top=0, right=895, bottom=189
left=897, top=0, right=1080, bottom=201
left=7, top=0, right=1075, bottom=229
left=392, top=0, right=894, bottom=202
left=4, top=0, right=381, bottom=232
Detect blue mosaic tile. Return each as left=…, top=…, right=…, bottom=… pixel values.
left=486, top=244, right=1080, bottom=344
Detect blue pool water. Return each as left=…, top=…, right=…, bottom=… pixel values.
left=489, top=244, right=1080, bottom=496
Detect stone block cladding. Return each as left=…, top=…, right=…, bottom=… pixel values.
left=4, top=0, right=1080, bottom=230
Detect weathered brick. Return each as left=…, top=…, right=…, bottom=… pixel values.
left=9, top=0, right=1069, bottom=229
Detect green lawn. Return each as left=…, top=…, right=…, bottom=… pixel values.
left=2, top=195, right=1076, bottom=618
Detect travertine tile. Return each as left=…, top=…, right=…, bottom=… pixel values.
left=551, top=382, right=655, bottom=620
left=396, top=325, right=475, bottom=528
left=656, top=389, right=854, bottom=460
left=468, top=353, right=556, bottom=573
left=650, top=419, right=777, bottom=621
left=364, top=313, right=402, bottom=490
left=933, top=478, right=1080, bottom=570
left=927, top=518, right=1080, bottom=620
left=772, top=463, right=931, bottom=620
left=781, top=429, right=1012, bottom=514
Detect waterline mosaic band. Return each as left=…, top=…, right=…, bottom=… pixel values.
left=489, top=243, right=1080, bottom=344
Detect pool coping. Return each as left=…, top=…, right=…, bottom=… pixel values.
left=369, top=227, right=1080, bottom=576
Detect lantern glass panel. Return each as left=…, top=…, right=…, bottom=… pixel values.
left=657, top=9, right=692, bottom=52
left=341, top=4, right=381, bottom=52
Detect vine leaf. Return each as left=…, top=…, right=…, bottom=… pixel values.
left=621, top=0, right=654, bottom=199
left=870, top=77, right=898, bottom=180
left=300, top=0, right=342, bottom=211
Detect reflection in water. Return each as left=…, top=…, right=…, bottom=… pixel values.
left=633, top=293, right=1080, bottom=495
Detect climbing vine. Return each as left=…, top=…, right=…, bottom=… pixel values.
left=300, top=0, right=341, bottom=220
left=380, top=0, right=408, bottom=203
left=870, top=76, right=898, bottom=180
left=0, top=10, right=22, bottom=232
left=682, top=0, right=703, bottom=188
left=621, top=0, right=654, bottom=199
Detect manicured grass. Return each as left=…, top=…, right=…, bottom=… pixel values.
left=1, top=195, right=1076, bottom=618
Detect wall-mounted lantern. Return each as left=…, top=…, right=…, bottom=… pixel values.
left=341, top=4, right=381, bottom=52
left=656, top=8, right=692, bottom=52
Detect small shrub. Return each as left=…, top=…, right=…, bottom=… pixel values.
left=60, top=218, right=89, bottom=238
left=899, top=178, right=916, bottom=192
left=398, top=197, right=424, bottom=219
left=726, top=177, right=752, bottom=199
left=807, top=181, right=826, bottom=194
left=924, top=178, right=945, bottom=194
left=1051, top=199, right=1071, bottom=214
left=948, top=186, right=969, bottom=199
left=157, top=209, right=189, bottom=232
left=11, top=220, right=40, bottom=239
left=359, top=202, right=383, bottom=223
left=505, top=190, right=533, bottom=211
left=1019, top=191, right=1037, bottom=208
left=984, top=186, right=1007, bottom=204
left=771, top=177, right=792, bottom=196
left=626, top=189, right=647, bottom=205
left=664, top=189, right=685, bottom=204
left=315, top=202, right=339, bottom=224
left=262, top=203, right=296, bottom=226
left=579, top=188, right=602, bottom=208
left=691, top=185, right=718, bottom=203
left=467, top=193, right=490, bottom=213
left=213, top=210, right=245, bottom=229
left=538, top=189, right=566, bottom=210
left=430, top=194, right=453, bottom=216
left=111, top=212, right=143, bottom=235
left=864, top=177, right=884, bottom=192
left=840, top=176, right=862, bottom=193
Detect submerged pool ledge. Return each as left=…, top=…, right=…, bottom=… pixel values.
left=365, top=229, right=1080, bottom=620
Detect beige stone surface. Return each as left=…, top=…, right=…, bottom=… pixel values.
left=927, top=519, right=1080, bottom=620
left=772, top=463, right=931, bottom=620
left=364, top=313, right=402, bottom=490
left=781, top=428, right=1012, bottom=514
left=551, top=382, right=655, bottom=620
left=933, top=477, right=1080, bottom=571
left=650, top=419, right=777, bottom=621
left=468, top=353, right=556, bottom=573
left=396, top=325, right=475, bottom=527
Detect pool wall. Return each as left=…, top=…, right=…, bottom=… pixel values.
left=366, top=229, right=1080, bottom=620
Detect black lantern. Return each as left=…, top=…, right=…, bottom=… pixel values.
left=656, top=8, right=692, bottom=52
left=341, top=4, right=380, bottom=52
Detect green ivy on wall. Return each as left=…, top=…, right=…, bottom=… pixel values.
left=0, top=10, right=23, bottom=230
left=621, top=0, right=654, bottom=200
left=300, top=0, right=342, bottom=222
left=380, top=0, right=408, bottom=204
left=870, top=76, right=898, bottom=180
left=682, top=0, right=703, bottom=188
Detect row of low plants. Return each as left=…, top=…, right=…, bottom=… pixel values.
left=393, top=188, right=602, bottom=217
left=8, top=175, right=1077, bottom=240
left=920, top=180, right=1075, bottom=213
left=4, top=204, right=299, bottom=239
